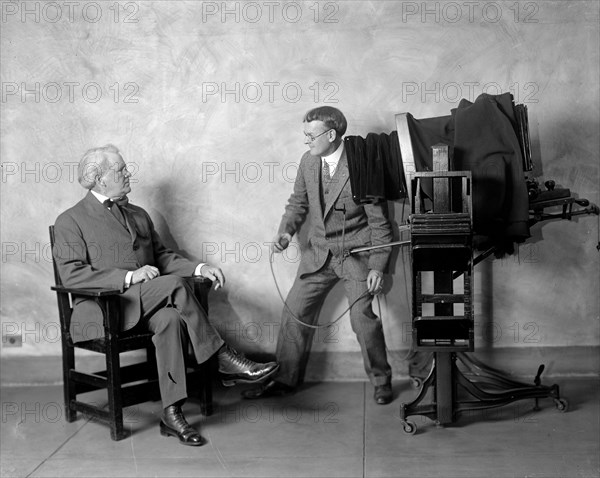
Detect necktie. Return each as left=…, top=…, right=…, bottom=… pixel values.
left=103, top=198, right=128, bottom=229
left=322, top=160, right=331, bottom=181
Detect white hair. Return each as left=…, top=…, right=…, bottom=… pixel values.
left=78, top=144, right=120, bottom=190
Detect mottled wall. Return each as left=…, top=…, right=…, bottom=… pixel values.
left=1, top=1, right=598, bottom=375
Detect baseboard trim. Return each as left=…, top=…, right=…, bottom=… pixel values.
left=1, top=346, right=598, bottom=386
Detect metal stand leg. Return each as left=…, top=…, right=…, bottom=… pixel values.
left=400, top=352, right=569, bottom=435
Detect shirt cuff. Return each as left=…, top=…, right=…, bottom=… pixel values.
left=194, top=263, right=206, bottom=277
left=124, top=271, right=133, bottom=289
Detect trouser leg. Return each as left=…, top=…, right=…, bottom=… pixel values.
left=139, top=276, right=225, bottom=407
left=275, top=265, right=338, bottom=387
left=146, top=307, right=189, bottom=408
left=140, top=275, right=224, bottom=364
left=339, top=273, right=392, bottom=386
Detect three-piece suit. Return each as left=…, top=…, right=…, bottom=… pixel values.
left=275, top=147, right=393, bottom=387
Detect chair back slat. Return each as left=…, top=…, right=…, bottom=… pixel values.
left=48, top=225, right=63, bottom=286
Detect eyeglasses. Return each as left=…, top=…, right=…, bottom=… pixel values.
left=304, top=129, right=332, bottom=142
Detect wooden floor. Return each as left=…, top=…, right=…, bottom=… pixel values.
left=1, top=378, right=598, bottom=478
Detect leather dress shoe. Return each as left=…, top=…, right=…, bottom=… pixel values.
left=374, top=384, right=393, bottom=405
left=241, top=379, right=295, bottom=399
left=160, top=405, right=205, bottom=446
left=218, top=345, right=279, bottom=387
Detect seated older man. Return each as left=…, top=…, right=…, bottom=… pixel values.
left=53, top=144, right=278, bottom=446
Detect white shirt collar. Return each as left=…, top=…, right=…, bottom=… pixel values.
left=91, top=190, right=110, bottom=204
left=322, top=142, right=344, bottom=172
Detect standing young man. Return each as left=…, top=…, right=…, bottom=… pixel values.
left=243, top=107, right=394, bottom=404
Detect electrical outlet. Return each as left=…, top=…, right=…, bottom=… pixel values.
left=2, top=334, right=22, bottom=347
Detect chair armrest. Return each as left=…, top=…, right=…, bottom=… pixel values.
left=186, top=276, right=211, bottom=312
left=52, top=277, right=210, bottom=296
left=51, top=285, right=122, bottom=297
left=188, top=276, right=213, bottom=286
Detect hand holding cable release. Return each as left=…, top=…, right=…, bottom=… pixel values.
left=272, top=233, right=292, bottom=253
left=367, top=269, right=384, bottom=295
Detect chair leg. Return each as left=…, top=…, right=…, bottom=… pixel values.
left=106, top=337, right=126, bottom=441
left=146, top=346, right=158, bottom=379
left=62, top=343, right=77, bottom=422
left=199, top=358, right=214, bottom=416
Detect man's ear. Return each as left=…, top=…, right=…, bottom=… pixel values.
left=329, top=130, right=337, bottom=142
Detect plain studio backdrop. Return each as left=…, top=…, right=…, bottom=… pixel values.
left=1, top=1, right=598, bottom=384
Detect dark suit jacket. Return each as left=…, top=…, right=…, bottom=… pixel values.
left=278, top=148, right=392, bottom=280
left=53, top=192, right=198, bottom=340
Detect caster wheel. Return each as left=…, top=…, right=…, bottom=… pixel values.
left=402, top=420, right=417, bottom=435
left=555, top=398, right=569, bottom=412
left=411, top=377, right=423, bottom=389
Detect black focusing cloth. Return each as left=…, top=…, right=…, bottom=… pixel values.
left=344, top=92, right=530, bottom=253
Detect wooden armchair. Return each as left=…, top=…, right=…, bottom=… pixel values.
left=49, top=226, right=213, bottom=441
